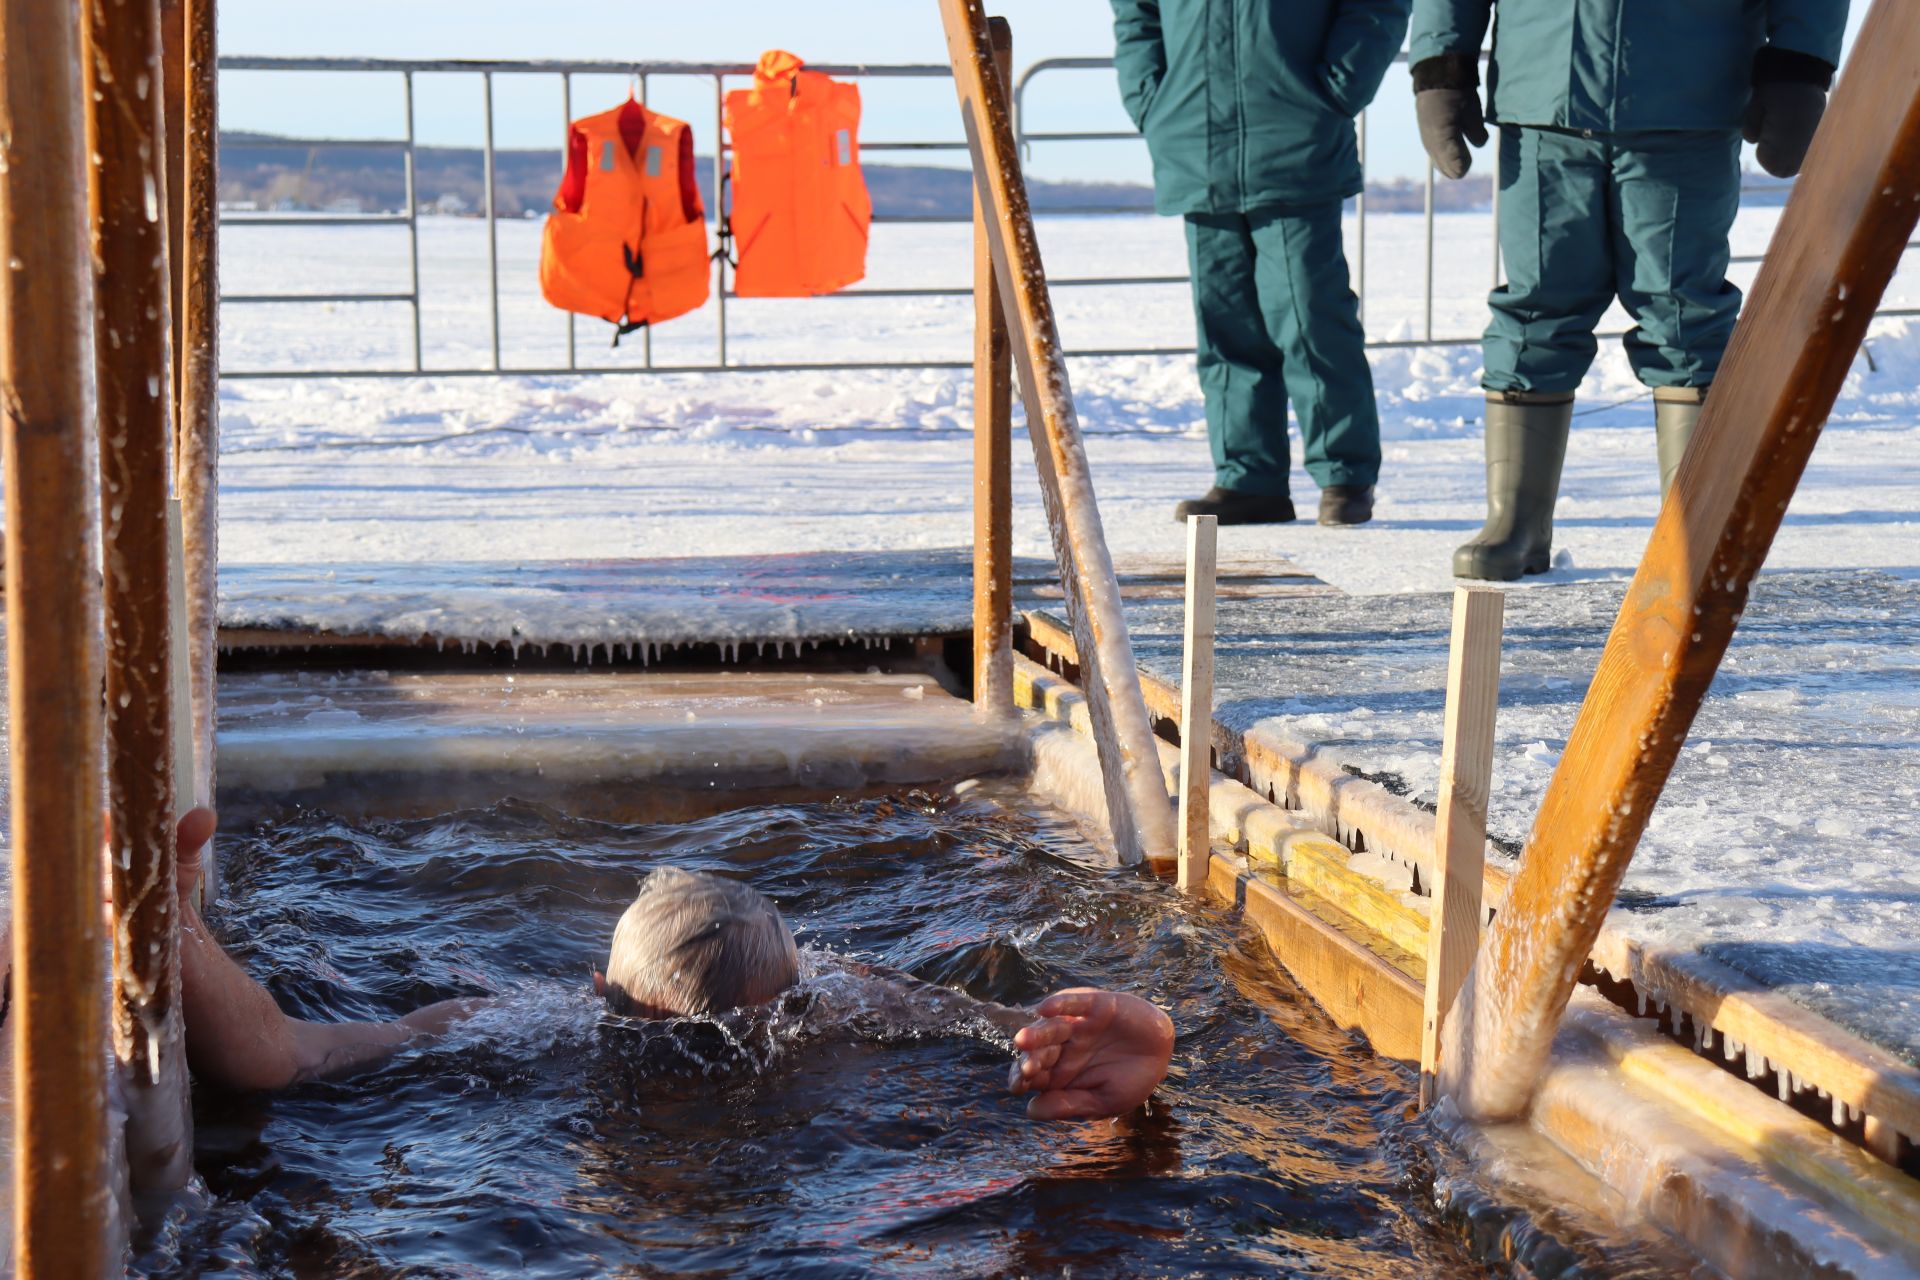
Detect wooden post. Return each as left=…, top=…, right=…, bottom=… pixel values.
left=939, top=0, right=1175, bottom=865
left=83, top=0, right=194, bottom=1195
left=970, top=17, right=1015, bottom=720
left=178, top=0, right=218, bottom=840
left=1176, top=515, right=1218, bottom=893
left=1419, top=587, right=1504, bottom=1108
left=1447, top=0, right=1920, bottom=1122
left=160, top=0, right=185, bottom=418
left=1, top=0, right=116, bottom=1270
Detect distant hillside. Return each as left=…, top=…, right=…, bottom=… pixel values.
left=219, top=131, right=1499, bottom=219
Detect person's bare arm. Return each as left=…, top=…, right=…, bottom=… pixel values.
left=822, top=959, right=1033, bottom=1038
left=174, top=809, right=481, bottom=1091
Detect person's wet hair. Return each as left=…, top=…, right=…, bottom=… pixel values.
left=603, top=867, right=799, bottom=1018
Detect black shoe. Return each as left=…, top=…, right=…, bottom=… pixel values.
left=1317, top=484, right=1375, bottom=526
left=1172, top=486, right=1296, bottom=526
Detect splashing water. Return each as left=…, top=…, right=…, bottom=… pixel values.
left=135, top=787, right=1694, bottom=1278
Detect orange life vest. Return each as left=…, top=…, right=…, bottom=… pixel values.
left=724, top=51, right=872, bottom=298
left=540, top=99, right=711, bottom=334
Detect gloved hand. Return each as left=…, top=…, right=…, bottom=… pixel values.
left=1411, top=54, right=1489, bottom=181
left=1417, top=89, right=1489, bottom=180
left=1743, top=80, right=1827, bottom=178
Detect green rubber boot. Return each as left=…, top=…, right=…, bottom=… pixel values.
left=1452, top=393, right=1573, bottom=581
left=1654, top=387, right=1707, bottom=499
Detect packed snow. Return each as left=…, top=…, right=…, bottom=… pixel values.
left=217, top=211, right=1920, bottom=601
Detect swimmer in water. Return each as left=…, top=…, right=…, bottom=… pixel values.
left=160, top=810, right=1174, bottom=1122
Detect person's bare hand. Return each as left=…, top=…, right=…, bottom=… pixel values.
left=1007, top=988, right=1174, bottom=1120
left=174, top=807, right=218, bottom=916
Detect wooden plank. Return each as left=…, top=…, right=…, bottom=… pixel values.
left=1584, top=1013, right=1920, bottom=1257
left=178, top=0, right=218, bottom=820
left=1452, top=0, right=1920, bottom=1124
left=1421, top=587, right=1504, bottom=1108
left=0, top=0, right=116, bottom=1268
left=1288, top=837, right=1429, bottom=969
left=939, top=0, right=1174, bottom=865
left=970, top=18, right=1015, bottom=720
left=1587, top=932, right=1920, bottom=1154
left=82, top=0, right=194, bottom=1195
left=160, top=0, right=185, bottom=421
left=1176, top=515, right=1217, bottom=892
left=1243, top=879, right=1424, bottom=1066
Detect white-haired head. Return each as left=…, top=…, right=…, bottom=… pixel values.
left=602, top=867, right=799, bottom=1017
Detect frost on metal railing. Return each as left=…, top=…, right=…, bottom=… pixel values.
left=215, top=53, right=1920, bottom=381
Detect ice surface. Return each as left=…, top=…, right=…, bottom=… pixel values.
left=1118, top=572, right=1920, bottom=1064
left=208, top=214, right=1920, bottom=596
left=219, top=550, right=1037, bottom=648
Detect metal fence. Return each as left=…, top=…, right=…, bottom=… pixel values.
left=219, top=53, right=1916, bottom=381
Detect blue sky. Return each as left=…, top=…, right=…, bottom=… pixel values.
left=220, top=2, right=1869, bottom=186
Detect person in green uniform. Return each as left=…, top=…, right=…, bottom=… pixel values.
left=1411, top=0, right=1847, bottom=579
left=1111, top=0, right=1412, bottom=526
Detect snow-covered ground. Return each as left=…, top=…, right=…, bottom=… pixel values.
left=220, top=211, right=1920, bottom=597
left=205, top=212, right=1920, bottom=1057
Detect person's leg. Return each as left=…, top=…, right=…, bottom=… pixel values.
left=1248, top=201, right=1381, bottom=523
left=1482, top=127, right=1616, bottom=396
left=1609, top=129, right=1743, bottom=496
left=1185, top=212, right=1296, bottom=500
left=1458, top=127, right=1615, bottom=579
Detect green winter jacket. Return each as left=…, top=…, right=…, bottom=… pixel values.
left=1111, top=0, right=1413, bottom=215
left=1408, top=0, right=1848, bottom=134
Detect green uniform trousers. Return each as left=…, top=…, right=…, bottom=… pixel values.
left=1485, top=125, right=1744, bottom=395
left=1185, top=204, right=1381, bottom=495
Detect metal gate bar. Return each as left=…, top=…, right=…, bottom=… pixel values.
left=215, top=53, right=1919, bottom=380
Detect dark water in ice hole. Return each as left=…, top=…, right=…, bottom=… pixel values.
left=143, top=787, right=1695, bottom=1279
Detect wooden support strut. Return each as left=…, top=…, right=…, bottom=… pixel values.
left=1448, top=0, right=1920, bottom=1123
left=939, top=0, right=1175, bottom=864
left=1, top=0, right=115, bottom=1272
left=1177, top=514, right=1218, bottom=893
left=161, top=0, right=185, bottom=418
left=970, top=17, right=1015, bottom=720
left=1420, top=587, right=1503, bottom=1109
left=83, top=0, right=194, bottom=1196
left=178, top=0, right=219, bottom=844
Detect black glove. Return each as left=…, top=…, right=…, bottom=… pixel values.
left=1411, top=53, right=1488, bottom=181
left=1744, top=47, right=1836, bottom=179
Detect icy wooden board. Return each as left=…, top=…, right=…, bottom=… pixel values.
left=1176, top=515, right=1217, bottom=893
left=970, top=17, right=1015, bottom=720
left=219, top=551, right=1009, bottom=650
left=86, top=0, right=196, bottom=1197
left=215, top=670, right=1024, bottom=821
left=1451, top=0, right=1920, bottom=1122
left=1421, top=588, right=1503, bottom=1108
left=939, top=0, right=1174, bottom=866
left=1, top=0, right=117, bottom=1268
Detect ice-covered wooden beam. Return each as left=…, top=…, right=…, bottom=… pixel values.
left=84, top=0, right=196, bottom=1199
left=1447, top=0, right=1920, bottom=1122
left=939, top=0, right=1175, bottom=864
left=175, top=0, right=219, bottom=852
left=970, top=17, right=1015, bottom=721
left=1, top=0, right=117, bottom=1270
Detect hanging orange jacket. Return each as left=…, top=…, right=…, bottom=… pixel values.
left=540, top=98, right=711, bottom=334
left=724, top=51, right=871, bottom=298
